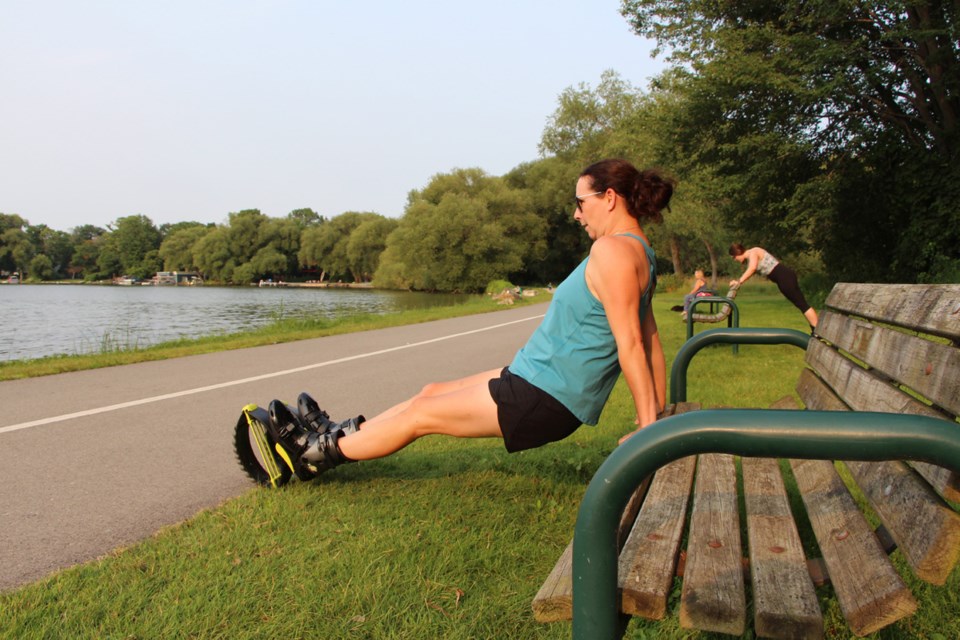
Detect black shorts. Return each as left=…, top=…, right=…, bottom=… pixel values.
left=488, top=367, right=582, bottom=453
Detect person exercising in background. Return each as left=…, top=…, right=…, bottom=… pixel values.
left=729, top=243, right=819, bottom=329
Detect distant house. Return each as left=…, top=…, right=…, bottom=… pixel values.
left=152, top=271, right=203, bottom=286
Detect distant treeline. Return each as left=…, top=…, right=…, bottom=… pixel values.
left=3, top=2, right=958, bottom=291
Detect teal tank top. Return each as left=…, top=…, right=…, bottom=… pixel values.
left=509, top=234, right=656, bottom=425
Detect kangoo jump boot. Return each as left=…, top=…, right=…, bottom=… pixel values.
left=268, top=400, right=355, bottom=481
left=297, top=392, right=365, bottom=436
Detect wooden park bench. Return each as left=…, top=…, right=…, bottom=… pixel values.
left=685, top=282, right=741, bottom=338
left=685, top=282, right=742, bottom=353
left=533, top=283, right=960, bottom=638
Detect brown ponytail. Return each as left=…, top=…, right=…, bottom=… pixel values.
left=580, top=159, right=675, bottom=224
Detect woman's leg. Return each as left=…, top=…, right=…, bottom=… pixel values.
left=367, top=368, right=502, bottom=423
left=769, top=265, right=816, bottom=326
left=337, top=368, right=503, bottom=461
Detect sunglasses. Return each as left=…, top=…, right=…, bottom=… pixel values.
left=574, top=191, right=603, bottom=212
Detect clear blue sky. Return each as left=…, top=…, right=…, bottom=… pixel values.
left=1, top=0, right=665, bottom=232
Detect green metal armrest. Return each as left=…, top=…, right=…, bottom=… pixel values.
left=686, top=296, right=741, bottom=354
left=670, top=327, right=810, bottom=403
left=686, top=295, right=741, bottom=334
left=571, top=409, right=960, bottom=639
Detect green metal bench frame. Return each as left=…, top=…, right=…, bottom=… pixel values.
left=685, top=296, right=740, bottom=337
left=570, top=328, right=960, bottom=639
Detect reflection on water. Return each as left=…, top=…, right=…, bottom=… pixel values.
left=0, top=285, right=471, bottom=362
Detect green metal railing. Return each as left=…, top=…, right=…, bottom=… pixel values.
left=670, top=327, right=810, bottom=403
left=685, top=296, right=741, bottom=354
left=570, top=409, right=960, bottom=639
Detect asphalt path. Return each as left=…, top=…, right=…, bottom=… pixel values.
left=0, top=302, right=548, bottom=593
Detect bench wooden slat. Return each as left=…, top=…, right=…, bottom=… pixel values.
left=824, top=283, right=960, bottom=341
left=531, top=541, right=575, bottom=623
left=801, top=340, right=960, bottom=582
left=742, top=456, right=823, bottom=640
left=679, top=454, right=746, bottom=635
left=789, top=458, right=917, bottom=636
left=618, top=455, right=697, bottom=619
left=531, top=474, right=654, bottom=623
left=805, top=339, right=946, bottom=419
left=817, top=310, right=960, bottom=417
left=805, top=338, right=960, bottom=501
left=844, top=460, right=960, bottom=585
left=795, top=368, right=848, bottom=412
left=530, top=405, right=697, bottom=622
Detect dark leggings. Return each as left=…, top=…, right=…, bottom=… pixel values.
left=767, top=264, right=811, bottom=313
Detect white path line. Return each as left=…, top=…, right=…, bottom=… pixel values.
left=0, top=314, right=545, bottom=435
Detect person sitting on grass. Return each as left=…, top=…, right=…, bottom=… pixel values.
left=681, top=268, right=710, bottom=319
left=265, top=158, right=675, bottom=482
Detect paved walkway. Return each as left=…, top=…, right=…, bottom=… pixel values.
left=0, top=303, right=547, bottom=592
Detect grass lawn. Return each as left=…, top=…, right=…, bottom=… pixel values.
left=2, top=281, right=957, bottom=639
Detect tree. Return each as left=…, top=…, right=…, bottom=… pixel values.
left=27, top=225, right=73, bottom=279
left=259, top=217, right=302, bottom=276
left=226, top=210, right=269, bottom=265
left=299, top=212, right=382, bottom=282
left=540, top=70, right=647, bottom=161
left=69, top=225, right=106, bottom=280
left=620, top=0, right=960, bottom=281
left=0, top=214, right=33, bottom=277
left=375, top=169, right=544, bottom=292
left=159, top=224, right=210, bottom=271
left=287, top=208, right=324, bottom=228
left=101, top=215, right=162, bottom=279
left=503, top=157, right=589, bottom=284
left=28, top=254, right=54, bottom=281
left=192, top=226, right=234, bottom=282
left=346, top=216, right=399, bottom=282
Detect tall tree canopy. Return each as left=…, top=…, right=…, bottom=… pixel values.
left=621, top=0, right=960, bottom=281
left=375, top=169, right=545, bottom=292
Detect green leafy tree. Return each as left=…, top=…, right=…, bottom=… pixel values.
left=346, top=216, right=399, bottom=282
left=68, top=225, right=106, bottom=280
left=0, top=214, right=33, bottom=276
left=259, top=217, right=302, bottom=276
left=159, top=224, right=212, bottom=271
left=299, top=212, right=382, bottom=282
left=159, top=221, right=211, bottom=239
left=226, top=209, right=268, bottom=265
left=95, top=233, right=123, bottom=279
left=100, top=215, right=162, bottom=279
left=26, top=225, right=74, bottom=279
left=287, top=208, right=324, bottom=228
left=375, top=169, right=544, bottom=292
left=503, top=157, right=588, bottom=284
left=540, top=69, right=647, bottom=161
left=620, top=0, right=960, bottom=281
left=192, top=226, right=234, bottom=282
left=28, top=254, right=54, bottom=281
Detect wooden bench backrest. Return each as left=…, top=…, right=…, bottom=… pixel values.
left=799, top=283, right=960, bottom=498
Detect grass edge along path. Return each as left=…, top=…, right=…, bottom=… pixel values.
left=1, top=282, right=957, bottom=639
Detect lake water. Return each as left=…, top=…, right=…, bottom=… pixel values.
left=0, top=284, right=472, bottom=362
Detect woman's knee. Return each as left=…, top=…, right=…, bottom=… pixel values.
left=417, top=381, right=449, bottom=399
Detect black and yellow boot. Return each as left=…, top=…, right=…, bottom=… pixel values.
left=297, top=392, right=365, bottom=436
left=268, top=400, right=355, bottom=481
